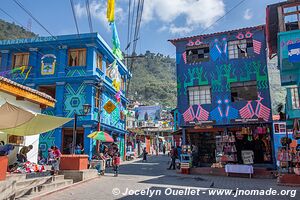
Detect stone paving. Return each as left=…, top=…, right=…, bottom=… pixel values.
left=41, top=155, right=300, bottom=200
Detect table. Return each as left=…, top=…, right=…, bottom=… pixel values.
left=225, top=164, right=253, bottom=178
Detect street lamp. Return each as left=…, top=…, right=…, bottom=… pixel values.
left=72, top=104, right=91, bottom=154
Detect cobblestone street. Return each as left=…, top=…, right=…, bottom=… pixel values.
left=41, top=155, right=299, bottom=200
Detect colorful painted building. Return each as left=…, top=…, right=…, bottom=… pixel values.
left=169, top=26, right=275, bottom=167
left=0, top=33, right=131, bottom=159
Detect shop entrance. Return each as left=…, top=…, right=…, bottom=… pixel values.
left=188, top=130, right=222, bottom=167
left=62, top=128, right=84, bottom=154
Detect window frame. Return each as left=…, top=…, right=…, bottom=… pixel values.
left=282, top=3, right=300, bottom=31
left=12, top=52, right=29, bottom=68
left=186, top=45, right=210, bottom=64
left=187, top=85, right=212, bottom=106
left=228, top=39, right=253, bottom=59
left=96, top=53, right=103, bottom=71
left=68, top=48, right=87, bottom=67
left=38, top=85, right=56, bottom=99
left=230, top=81, right=258, bottom=102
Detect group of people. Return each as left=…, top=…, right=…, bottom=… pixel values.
left=94, top=143, right=121, bottom=177
left=168, top=146, right=182, bottom=170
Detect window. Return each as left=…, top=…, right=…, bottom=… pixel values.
left=291, top=87, right=300, bottom=109
left=186, top=45, right=210, bottom=63
left=188, top=85, right=211, bottom=105
left=228, top=39, right=253, bottom=59
left=106, top=60, right=111, bottom=77
left=12, top=52, right=29, bottom=68
left=94, top=88, right=101, bottom=108
left=38, top=85, right=56, bottom=99
left=68, top=49, right=86, bottom=66
left=121, top=76, right=125, bottom=91
left=96, top=53, right=103, bottom=70
left=282, top=3, right=300, bottom=31
left=231, top=81, right=257, bottom=102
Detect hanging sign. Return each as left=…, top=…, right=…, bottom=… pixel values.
left=104, top=100, right=116, bottom=114
left=41, top=54, right=56, bottom=75
left=288, top=42, right=300, bottom=63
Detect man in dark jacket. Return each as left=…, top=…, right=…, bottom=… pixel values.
left=168, top=146, right=178, bottom=170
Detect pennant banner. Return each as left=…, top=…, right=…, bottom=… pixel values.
left=0, top=66, right=32, bottom=80
left=107, top=0, right=115, bottom=23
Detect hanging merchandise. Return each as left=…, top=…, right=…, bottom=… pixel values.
left=107, top=0, right=115, bottom=23
left=111, top=22, right=123, bottom=60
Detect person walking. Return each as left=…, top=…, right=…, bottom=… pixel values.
left=142, top=147, right=148, bottom=162
left=163, top=144, right=166, bottom=155
left=168, top=146, right=178, bottom=170
left=112, top=151, right=121, bottom=177
left=52, top=146, right=61, bottom=175
left=17, top=145, right=33, bottom=163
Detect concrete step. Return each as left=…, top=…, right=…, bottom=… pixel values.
left=6, top=173, right=27, bottom=182
left=16, top=176, right=52, bottom=189
left=16, top=179, right=73, bottom=200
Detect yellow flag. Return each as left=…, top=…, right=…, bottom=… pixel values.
left=107, top=0, right=115, bottom=23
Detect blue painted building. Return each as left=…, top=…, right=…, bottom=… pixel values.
left=170, top=26, right=275, bottom=166
left=0, top=33, right=131, bottom=158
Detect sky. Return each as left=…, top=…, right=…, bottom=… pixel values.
left=0, top=0, right=284, bottom=57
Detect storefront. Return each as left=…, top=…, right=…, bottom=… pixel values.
left=185, top=123, right=274, bottom=168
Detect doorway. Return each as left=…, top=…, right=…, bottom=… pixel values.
left=62, top=128, right=84, bottom=154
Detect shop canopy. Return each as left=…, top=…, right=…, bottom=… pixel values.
left=0, top=102, right=72, bottom=136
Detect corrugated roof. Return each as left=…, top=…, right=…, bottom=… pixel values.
left=168, top=25, right=265, bottom=45
left=0, top=76, right=56, bottom=103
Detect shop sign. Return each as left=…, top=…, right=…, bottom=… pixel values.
left=41, top=54, right=56, bottom=75
left=288, top=42, right=300, bottom=63
left=232, top=118, right=263, bottom=123
left=103, top=100, right=116, bottom=114
left=273, top=122, right=286, bottom=134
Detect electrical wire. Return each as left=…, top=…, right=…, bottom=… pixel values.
left=85, top=0, right=93, bottom=33
left=199, top=0, right=247, bottom=35
left=12, top=0, right=56, bottom=39
left=70, top=0, right=80, bottom=37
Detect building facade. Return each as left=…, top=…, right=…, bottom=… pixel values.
left=266, top=0, right=300, bottom=128
left=0, top=33, right=131, bottom=158
left=170, top=26, right=275, bottom=167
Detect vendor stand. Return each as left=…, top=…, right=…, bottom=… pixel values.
left=180, top=145, right=192, bottom=174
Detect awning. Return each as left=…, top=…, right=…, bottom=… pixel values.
left=0, top=102, right=72, bottom=136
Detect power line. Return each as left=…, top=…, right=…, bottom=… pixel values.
left=0, top=7, right=30, bottom=32
left=70, top=0, right=80, bottom=36
left=199, top=0, right=247, bottom=35
left=12, top=0, right=56, bottom=39
left=85, top=0, right=93, bottom=33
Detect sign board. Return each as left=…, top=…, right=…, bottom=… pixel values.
left=242, top=150, right=254, bottom=165
left=103, top=100, right=116, bottom=114
left=273, top=122, right=286, bottom=134
left=288, top=42, right=300, bottom=63
left=41, top=54, right=56, bottom=75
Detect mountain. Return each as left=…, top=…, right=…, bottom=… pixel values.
left=0, top=19, right=36, bottom=40
left=127, top=51, right=177, bottom=108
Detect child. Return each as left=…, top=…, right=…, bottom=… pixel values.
left=112, top=151, right=120, bottom=177
left=142, top=147, right=148, bottom=162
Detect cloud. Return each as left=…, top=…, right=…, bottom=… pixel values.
left=74, top=0, right=124, bottom=31
left=143, top=0, right=225, bottom=34
left=244, top=9, right=253, bottom=20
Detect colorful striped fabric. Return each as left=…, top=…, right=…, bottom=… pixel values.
left=253, top=39, right=261, bottom=54
left=195, top=105, right=209, bottom=121
left=183, top=106, right=195, bottom=122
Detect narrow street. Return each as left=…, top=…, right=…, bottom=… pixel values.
left=41, top=155, right=299, bottom=200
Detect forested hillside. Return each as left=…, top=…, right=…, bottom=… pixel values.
left=0, top=19, right=36, bottom=40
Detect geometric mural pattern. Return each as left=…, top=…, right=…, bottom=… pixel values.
left=64, top=83, right=86, bottom=118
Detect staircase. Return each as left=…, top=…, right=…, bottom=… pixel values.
left=2, top=173, right=73, bottom=200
